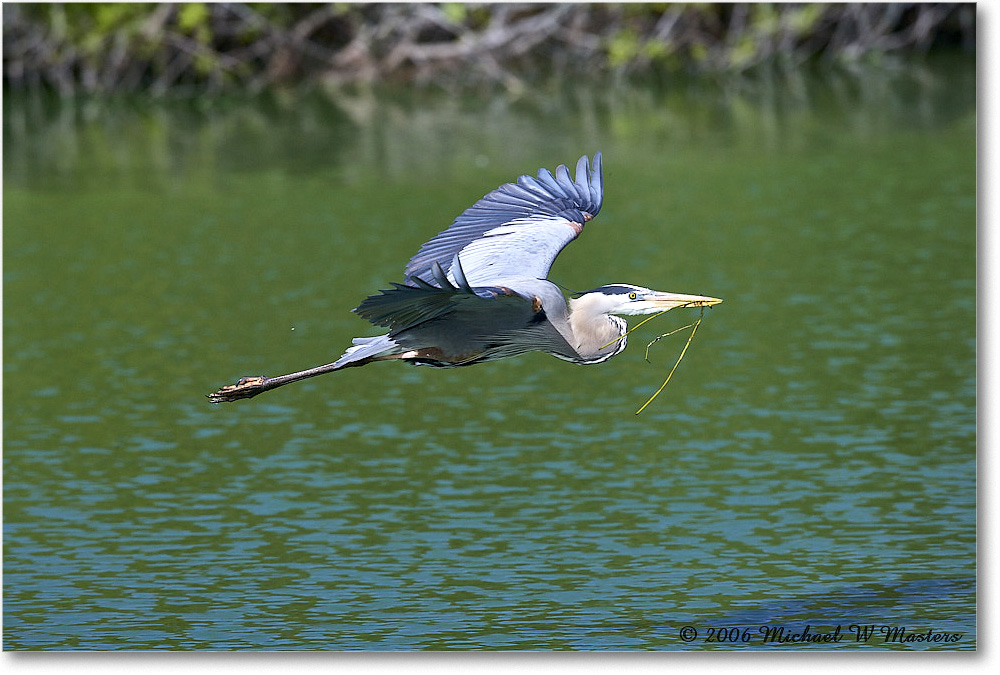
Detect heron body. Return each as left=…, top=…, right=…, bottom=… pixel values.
left=209, top=153, right=721, bottom=403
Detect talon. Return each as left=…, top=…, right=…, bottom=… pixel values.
left=207, top=376, right=269, bottom=403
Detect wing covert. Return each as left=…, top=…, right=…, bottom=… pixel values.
left=355, top=258, right=535, bottom=336
left=403, top=152, right=603, bottom=287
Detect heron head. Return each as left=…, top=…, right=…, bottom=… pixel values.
left=576, top=284, right=723, bottom=316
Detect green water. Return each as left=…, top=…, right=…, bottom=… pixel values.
left=3, top=59, right=976, bottom=650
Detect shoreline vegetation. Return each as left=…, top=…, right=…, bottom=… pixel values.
left=2, top=3, right=975, bottom=97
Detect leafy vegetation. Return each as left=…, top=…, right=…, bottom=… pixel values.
left=2, top=3, right=975, bottom=96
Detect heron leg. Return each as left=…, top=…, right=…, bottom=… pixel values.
left=206, top=345, right=474, bottom=403
left=206, top=352, right=386, bottom=403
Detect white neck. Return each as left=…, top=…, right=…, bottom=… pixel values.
left=567, top=294, right=629, bottom=362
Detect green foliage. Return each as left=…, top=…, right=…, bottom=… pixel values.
left=441, top=3, right=467, bottom=26
left=689, top=42, right=709, bottom=65
left=751, top=3, right=780, bottom=37
left=607, top=29, right=642, bottom=68
left=92, top=3, right=146, bottom=32
left=787, top=4, right=825, bottom=36
left=728, top=35, right=758, bottom=70
left=178, top=3, right=212, bottom=44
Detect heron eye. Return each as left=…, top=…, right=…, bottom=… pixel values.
left=628, top=292, right=637, bottom=300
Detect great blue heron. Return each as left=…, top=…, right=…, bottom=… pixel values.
left=208, top=152, right=721, bottom=403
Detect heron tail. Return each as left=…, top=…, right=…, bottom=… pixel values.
left=333, top=334, right=402, bottom=368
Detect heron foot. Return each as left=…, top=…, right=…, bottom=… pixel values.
left=207, top=376, right=269, bottom=403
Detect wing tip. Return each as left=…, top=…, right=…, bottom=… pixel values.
left=577, top=151, right=603, bottom=216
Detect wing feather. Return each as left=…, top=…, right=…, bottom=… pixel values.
left=354, top=272, right=577, bottom=362
left=533, top=167, right=567, bottom=197
left=555, top=163, right=575, bottom=195
left=355, top=271, right=531, bottom=336
left=403, top=152, right=603, bottom=287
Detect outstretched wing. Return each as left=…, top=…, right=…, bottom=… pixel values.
left=404, top=152, right=603, bottom=287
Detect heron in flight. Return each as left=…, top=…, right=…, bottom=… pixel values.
left=209, top=152, right=721, bottom=403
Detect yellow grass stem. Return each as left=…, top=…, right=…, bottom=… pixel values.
left=635, top=309, right=705, bottom=415
left=599, top=309, right=670, bottom=351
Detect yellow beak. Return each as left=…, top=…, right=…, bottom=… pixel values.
left=647, top=291, right=724, bottom=309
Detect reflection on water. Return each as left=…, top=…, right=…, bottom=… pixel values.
left=3, top=57, right=975, bottom=649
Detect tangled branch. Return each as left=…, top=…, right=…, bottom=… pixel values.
left=2, top=3, right=975, bottom=96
